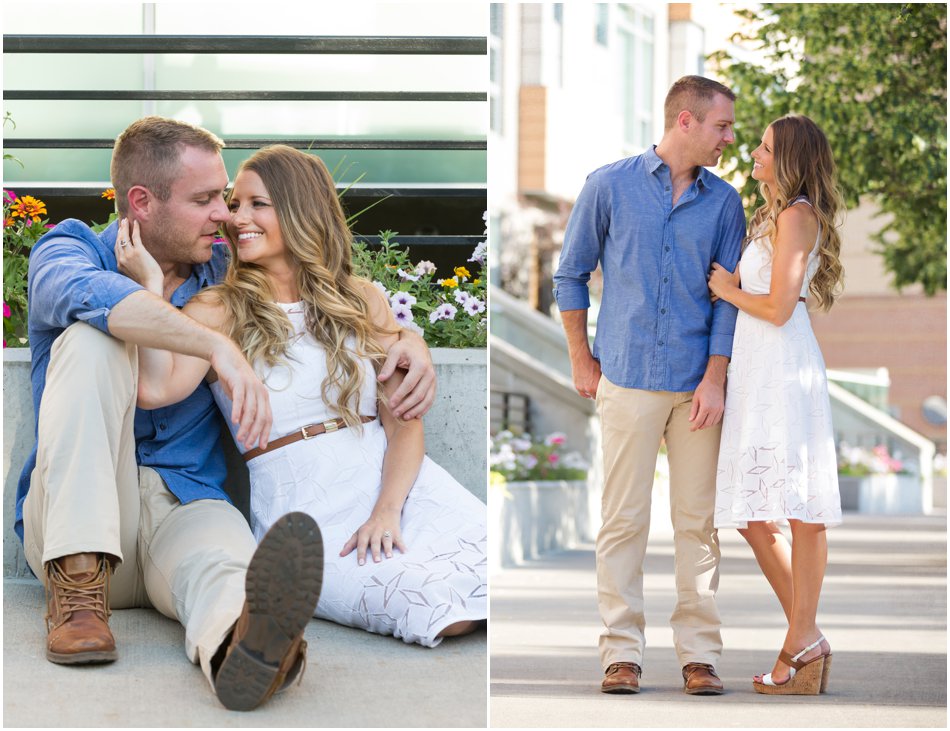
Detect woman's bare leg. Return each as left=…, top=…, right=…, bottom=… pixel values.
left=737, top=521, right=793, bottom=621
left=760, top=520, right=829, bottom=682
left=437, top=619, right=485, bottom=638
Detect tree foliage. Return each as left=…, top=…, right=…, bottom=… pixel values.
left=710, top=3, right=947, bottom=294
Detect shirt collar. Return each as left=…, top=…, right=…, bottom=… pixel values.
left=647, top=145, right=712, bottom=191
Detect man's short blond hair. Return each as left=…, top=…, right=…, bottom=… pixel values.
left=663, top=76, right=736, bottom=131
left=110, top=116, right=224, bottom=215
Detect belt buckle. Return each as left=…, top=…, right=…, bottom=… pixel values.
left=300, top=425, right=314, bottom=440
left=322, top=418, right=340, bottom=434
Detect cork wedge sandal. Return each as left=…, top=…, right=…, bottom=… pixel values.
left=752, top=636, right=828, bottom=695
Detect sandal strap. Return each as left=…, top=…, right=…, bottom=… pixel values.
left=779, top=635, right=826, bottom=669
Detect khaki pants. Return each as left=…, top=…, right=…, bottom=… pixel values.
left=596, top=376, right=722, bottom=669
left=23, top=323, right=257, bottom=686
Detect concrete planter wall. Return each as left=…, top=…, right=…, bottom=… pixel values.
left=838, top=473, right=924, bottom=514
left=3, top=346, right=485, bottom=577
left=489, top=478, right=595, bottom=572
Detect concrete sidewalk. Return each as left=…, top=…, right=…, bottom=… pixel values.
left=4, top=578, right=486, bottom=727
left=490, top=513, right=947, bottom=728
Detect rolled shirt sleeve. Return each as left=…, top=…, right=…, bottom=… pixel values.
left=708, top=192, right=746, bottom=358
left=553, top=173, right=608, bottom=312
left=27, top=220, right=144, bottom=337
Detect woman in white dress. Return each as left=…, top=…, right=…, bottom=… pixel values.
left=707, top=115, right=844, bottom=695
left=118, top=144, right=486, bottom=647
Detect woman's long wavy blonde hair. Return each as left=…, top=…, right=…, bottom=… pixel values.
left=206, top=144, right=393, bottom=429
left=747, top=114, right=845, bottom=311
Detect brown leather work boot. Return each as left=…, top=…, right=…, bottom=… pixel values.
left=45, top=552, right=117, bottom=664
left=214, top=512, right=324, bottom=712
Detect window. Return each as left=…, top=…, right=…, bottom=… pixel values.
left=618, top=5, right=654, bottom=150
left=595, top=4, right=609, bottom=46
left=490, top=4, right=504, bottom=133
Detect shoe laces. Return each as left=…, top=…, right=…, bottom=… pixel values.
left=45, top=555, right=112, bottom=630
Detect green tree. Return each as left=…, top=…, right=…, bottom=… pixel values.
left=710, top=3, right=947, bottom=294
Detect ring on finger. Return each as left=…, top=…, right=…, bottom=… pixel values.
left=119, top=239, right=129, bottom=247
left=382, top=530, right=392, bottom=539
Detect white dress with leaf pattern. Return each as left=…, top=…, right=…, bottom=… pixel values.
left=211, top=302, right=487, bottom=646
left=714, top=199, right=842, bottom=529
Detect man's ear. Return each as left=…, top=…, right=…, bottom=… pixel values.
left=127, top=185, right=152, bottom=221
left=677, top=109, right=693, bottom=133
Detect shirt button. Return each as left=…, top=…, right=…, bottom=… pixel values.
left=663, top=277, right=669, bottom=283
left=658, top=340, right=665, bottom=346
left=159, top=422, right=167, bottom=431
left=665, top=246, right=670, bottom=252
left=661, top=308, right=666, bottom=314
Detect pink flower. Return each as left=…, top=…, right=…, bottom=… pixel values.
left=547, top=453, right=560, bottom=464
left=2, top=302, right=10, bottom=318
left=3, top=189, right=16, bottom=204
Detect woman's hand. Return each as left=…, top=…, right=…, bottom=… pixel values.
left=115, top=218, right=163, bottom=296
left=340, top=508, right=408, bottom=565
left=708, top=262, right=740, bottom=303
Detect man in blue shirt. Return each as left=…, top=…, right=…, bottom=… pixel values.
left=18, top=117, right=435, bottom=711
left=554, top=77, right=745, bottom=696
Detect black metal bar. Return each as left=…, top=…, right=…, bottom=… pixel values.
left=2, top=35, right=487, bottom=55
left=353, top=235, right=484, bottom=247
left=6, top=138, right=486, bottom=150
left=18, top=184, right=486, bottom=199
left=5, top=90, right=486, bottom=102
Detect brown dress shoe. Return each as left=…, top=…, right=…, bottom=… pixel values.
left=214, top=512, right=324, bottom=712
left=45, top=552, right=117, bottom=664
left=601, top=661, right=642, bottom=694
left=682, top=662, right=724, bottom=695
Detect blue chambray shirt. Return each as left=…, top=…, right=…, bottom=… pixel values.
left=15, top=219, right=232, bottom=542
left=553, top=146, right=745, bottom=392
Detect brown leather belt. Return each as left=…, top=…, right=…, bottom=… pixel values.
left=243, top=415, right=376, bottom=462
left=798, top=297, right=806, bottom=303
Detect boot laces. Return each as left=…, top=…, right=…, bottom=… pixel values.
left=45, top=555, right=112, bottom=630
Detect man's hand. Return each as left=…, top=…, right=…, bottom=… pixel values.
left=377, top=331, right=436, bottom=420
left=689, top=377, right=725, bottom=431
left=571, top=351, right=602, bottom=400
left=209, top=341, right=272, bottom=450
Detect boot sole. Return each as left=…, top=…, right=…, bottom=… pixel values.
left=216, top=512, right=324, bottom=712
left=47, top=649, right=117, bottom=665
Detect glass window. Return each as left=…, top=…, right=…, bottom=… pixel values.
left=595, top=4, right=609, bottom=46
left=618, top=5, right=654, bottom=150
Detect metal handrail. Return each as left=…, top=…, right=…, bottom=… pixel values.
left=2, top=35, right=486, bottom=55
left=6, top=138, right=486, bottom=150
left=5, top=90, right=485, bottom=102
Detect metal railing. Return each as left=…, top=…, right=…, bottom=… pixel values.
left=490, top=390, right=533, bottom=435
left=3, top=33, right=487, bottom=246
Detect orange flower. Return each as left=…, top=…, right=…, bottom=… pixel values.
left=4, top=216, right=14, bottom=228
left=101, top=188, right=116, bottom=201
left=10, top=195, right=47, bottom=223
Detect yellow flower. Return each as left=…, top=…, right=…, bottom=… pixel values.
left=10, top=195, right=47, bottom=223
left=473, top=278, right=481, bottom=286
left=440, top=277, right=459, bottom=289
left=4, top=216, right=14, bottom=228
left=454, top=266, right=471, bottom=279
left=101, top=188, right=116, bottom=201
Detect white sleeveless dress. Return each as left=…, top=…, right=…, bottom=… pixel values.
left=714, top=199, right=842, bottom=529
left=210, top=302, right=487, bottom=646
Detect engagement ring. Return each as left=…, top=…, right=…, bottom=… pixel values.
left=382, top=530, right=392, bottom=539
left=120, top=239, right=129, bottom=247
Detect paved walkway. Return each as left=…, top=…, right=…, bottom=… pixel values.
left=490, top=513, right=947, bottom=728
left=4, top=579, right=486, bottom=727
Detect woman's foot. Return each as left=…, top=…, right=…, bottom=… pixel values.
left=754, top=633, right=830, bottom=685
